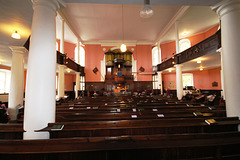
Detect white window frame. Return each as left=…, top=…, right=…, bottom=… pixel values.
left=152, top=46, right=160, bottom=66
left=0, top=69, right=11, bottom=94
left=75, top=46, right=85, bottom=67
left=179, top=39, right=191, bottom=52
left=182, top=73, right=194, bottom=88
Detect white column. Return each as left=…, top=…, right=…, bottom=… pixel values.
left=157, top=71, right=163, bottom=95
left=212, top=0, right=240, bottom=117
left=60, top=18, right=64, bottom=53
left=157, top=42, right=161, bottom=63
left=217, top=48, right=225, bottom=99
left=58, top=65, right=65, bottom=98
left=175, top=21, right=180, bottom=54
left=75, top=72, right=80, bottom=99
left=76, top=39, right=80, bottom=63
left=24, top=0, right=63, bottom=140
left=8, top=46, right=26, bottom=121
left=175, top=65, right=183, bottom=100
left=175, top=21, right=183, bottom=100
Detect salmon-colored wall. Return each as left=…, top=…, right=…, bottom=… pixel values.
left=85, top=45, right=104, bottom=82
left=160, top=41, right=176, bottom=62
left=162, top=67, right=221, bottom=90
left=192, top=67, right=221, bottom=90
left=64, top=74, right=75, bottom=91
left=161, top=24, right=219, bottom=61
left=56, top=40, right=76, bottom=61
left=84, top=45, right=152, bottom=82
left=205, top=25, right=219, bottom=39
left=135, top=45, right=152, bottom=81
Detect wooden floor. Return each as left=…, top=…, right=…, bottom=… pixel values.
left=0, top=95, right=240, bottom=160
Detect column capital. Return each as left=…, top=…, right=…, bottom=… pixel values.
left=9, top=46, right=28, bottom=55
left=211, top=0, right=240, bottom=18
left=32, top=0, right=66, bottom=12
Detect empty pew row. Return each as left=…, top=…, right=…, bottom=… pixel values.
left=55, top=110, right=226, bottom=122
left=0, top=132, right=240, bottom=160
left=40, top=117, right=240, bottom=138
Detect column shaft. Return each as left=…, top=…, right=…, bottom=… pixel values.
left=175, top=65, right=183, bottom=100
left=212, top=0, right=240, bottom=117
left=75, top=72, right=80, bottom=99
left=58, top=65, right=65, bottom=98
left=175, top=21, right=180, bottom=54
left=8, top=47, right=26, bottom=121
left=60, top=18, right=64, bottom=53
left=157, top=72, right=163, bottom=95
left=24, top=0, right=60, bottom=139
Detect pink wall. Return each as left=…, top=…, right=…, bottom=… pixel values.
left=85, top=44, right=153, bottom=82
left=56, top=39, right=76, bottom=61
left=192, top=67, right=221, bottom=90
left=160, top=41, right=176, bottom=62
left=135, top=45, right=152, bottom=81
left=162, top=67, right=222, bottom=90
left=85, top=45, right=104, bottom=82
left=64, top=74, right=75, bottom=91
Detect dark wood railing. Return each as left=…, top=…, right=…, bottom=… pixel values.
left=157, top=30, right=221, bottom=71
left=24, top=37, right=85, bottom=75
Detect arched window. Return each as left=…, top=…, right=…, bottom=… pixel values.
left=74, top=46, right=78, bottom=64
left=152, top=46, right=161, bottom=89
left=152, top=46, right=160, bottom=66
left=0, top=69, right=11, bottom=93
left=80, top=46, right=85, bottom=67
left=179, top=39, right=191, bottom=52
left=182, top=73, right=194, bottom=88
left=75, top=46, right=85, bottom=67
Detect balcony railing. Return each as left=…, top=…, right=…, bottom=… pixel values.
left=157, top=30, right=221, bottom=72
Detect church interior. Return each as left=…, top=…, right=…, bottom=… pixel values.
left=0, top=0, right=240, bottom=159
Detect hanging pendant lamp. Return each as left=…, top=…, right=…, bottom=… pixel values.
left=120, top=4, right=127, bottom=52
left=140, top=0, right=154, bottom=18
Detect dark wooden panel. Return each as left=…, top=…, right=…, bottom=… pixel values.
left=134, top=81, right=153, bottom=92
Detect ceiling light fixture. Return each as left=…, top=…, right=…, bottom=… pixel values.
left=11, top=31, right=21, bottom=39
left=197, top=60, right=201, bottom=64
left=120, top=4, right=127, bottom=52
left=182, top=32, right=189, bottom=36
left=140, top=0, right=154, bottom=18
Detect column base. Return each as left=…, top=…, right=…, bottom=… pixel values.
left=23, top=131, right=49, bottom=140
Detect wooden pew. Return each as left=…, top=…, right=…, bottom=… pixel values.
left=55, top=110, right=226, bottom=122
left=0, top=124, right=24, bottom=139
left=40, top=117, right=240, bottom=138
left=0, top=132, right=240, bottom=160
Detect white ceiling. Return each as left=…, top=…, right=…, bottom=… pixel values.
left=0, top=0, right=221, bottom=71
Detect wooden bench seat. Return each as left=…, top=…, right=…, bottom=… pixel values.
left=0, top=124, right=24, bottom=139
left=55, top=110, right=226, bottom=122
left=40, top=117, right=240, bottom=138
left=0, top=132, right=240, bottom=160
